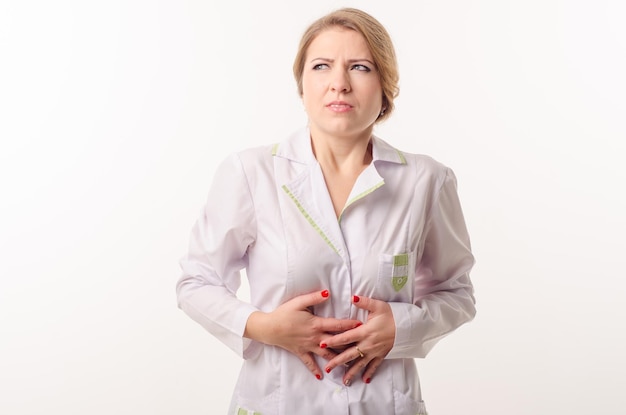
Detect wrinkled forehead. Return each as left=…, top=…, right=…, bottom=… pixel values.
left=305, top=27, right=372, bottom=60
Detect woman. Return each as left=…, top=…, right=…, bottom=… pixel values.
left=177, top=7, right=476, bottom=415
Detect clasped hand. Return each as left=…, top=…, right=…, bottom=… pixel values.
left=246, top=290, right=395, bottom=385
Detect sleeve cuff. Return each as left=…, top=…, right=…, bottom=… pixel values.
left=234, top=303, right=263, bottom=360
left=386, top=302, right=414, bottom=359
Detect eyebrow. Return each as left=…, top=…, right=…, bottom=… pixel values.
left=309, top=58, right=376, bottom=65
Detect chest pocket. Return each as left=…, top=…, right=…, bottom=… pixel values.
left=377, top=252, right=415, bottom=303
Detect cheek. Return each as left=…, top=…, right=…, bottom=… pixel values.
left=301, top=80, right=325, bottom=108
left=302, top=75, right=324, bottom=96
left=367, top=86, right=384, bottom=108
left=301, top=92, right=318, bottom=116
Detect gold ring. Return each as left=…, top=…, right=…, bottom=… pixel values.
left=355, top=346, right=365, bottom=358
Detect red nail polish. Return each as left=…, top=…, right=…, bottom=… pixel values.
left=353, top=295, right=360, bottom=303
left=316, top=374, right=321, bottom=380
left=320, top=343, right=327, bottom=349
left=321, top=290, right=329, bottom=298
left=325, top=367, right=331, bottom=373
left=355, top=322, right=362, bottom=328
left=365, top=378, right=371, bottom=384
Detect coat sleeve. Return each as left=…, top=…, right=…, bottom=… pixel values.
left=176, top=153, right=261, bottom=359
left=386, top=167, right=476, bottom=359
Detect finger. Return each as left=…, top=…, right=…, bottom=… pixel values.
left=352, top=295, right=383, bottom=313
left=314, top=317, right=362, bottom=334
left=319, top=320, right=364, bottom=348
left=298, top=351, right=324, bottom=381
left=291, top=290, right=331, bottom=310
left=324, top=345, right=366, bottom=375
left=320, top=328, right=360, bottom=349
left=361, top=356, right=384, bottom=384
left=312, top=346, right=339, bottom=362
left=343, top=356, right=371, bottom=387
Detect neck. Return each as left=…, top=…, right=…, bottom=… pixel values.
left=309, top=127, right=373, bottom=173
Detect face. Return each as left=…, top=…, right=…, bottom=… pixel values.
left=301, top=27, right=383, bottom=140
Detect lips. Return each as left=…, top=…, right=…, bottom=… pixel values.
left=326, top=101, right=353, bottom=112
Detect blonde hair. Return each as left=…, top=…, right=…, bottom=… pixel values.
left=293, top=8, right=400, bottom=122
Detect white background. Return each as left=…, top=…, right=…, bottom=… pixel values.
left=1, top=0, right=625, bottom=414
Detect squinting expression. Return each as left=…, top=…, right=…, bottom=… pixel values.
left=302, top=27, right=383, bottom=140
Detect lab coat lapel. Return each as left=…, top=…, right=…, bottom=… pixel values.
left=342, top=134, right=407, bottom=213
left=339, top=163, right=385, bottom=221
left=275, top=128, right=348, bottom=261
left=336, top=134, right=407, bottom=219
left=281, top=162, right=347, bottom=260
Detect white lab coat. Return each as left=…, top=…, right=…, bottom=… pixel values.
left=177, top=127, right=476, bottom=415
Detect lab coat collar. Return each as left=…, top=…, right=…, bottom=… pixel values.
left=272, top=127, right=407, bottom=165
left=275, top=127, right=406, bottom=260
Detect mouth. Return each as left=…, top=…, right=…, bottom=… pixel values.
left=326, top=101, right=353, bottom=113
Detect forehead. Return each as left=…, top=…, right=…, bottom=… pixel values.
left=306, top=27, right=372, bottom=58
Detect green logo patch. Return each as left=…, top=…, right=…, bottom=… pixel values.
left=392, top=276, right=408, bottom=292
left=391, top=253, right=409, bottom=292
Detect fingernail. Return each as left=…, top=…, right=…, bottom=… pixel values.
left=320, top=343, right=327, bottom=349
left=353, top=295, right=360, bottom=303
left=365, top=377, right=371, bottom=384
left=325, top=367, right=331, bottom=373
left=316, top=374, right=322, bottom=380
left=344, top=379, right=351, bottom=387
left=321, top=290, right=329, bottom=298
left=355, top=322, right=362, bottom=328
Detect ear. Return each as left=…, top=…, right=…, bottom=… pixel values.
left=380, top=96, right=388, bottom=116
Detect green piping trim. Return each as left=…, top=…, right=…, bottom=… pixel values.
left=282, top=185, right=339, bottom=255
left=345, top=181, right=384, bottom=208
left=395, top=149, right=407, bottom=164
left=339, top=181, right=384, bottom=222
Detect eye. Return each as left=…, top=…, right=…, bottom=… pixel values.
left=312, top=63, right=329, bottom=70
left=351, top=64, right=371, bottom=72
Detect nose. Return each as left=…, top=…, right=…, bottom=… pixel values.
left=330, top=68, right=351, bottom=93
